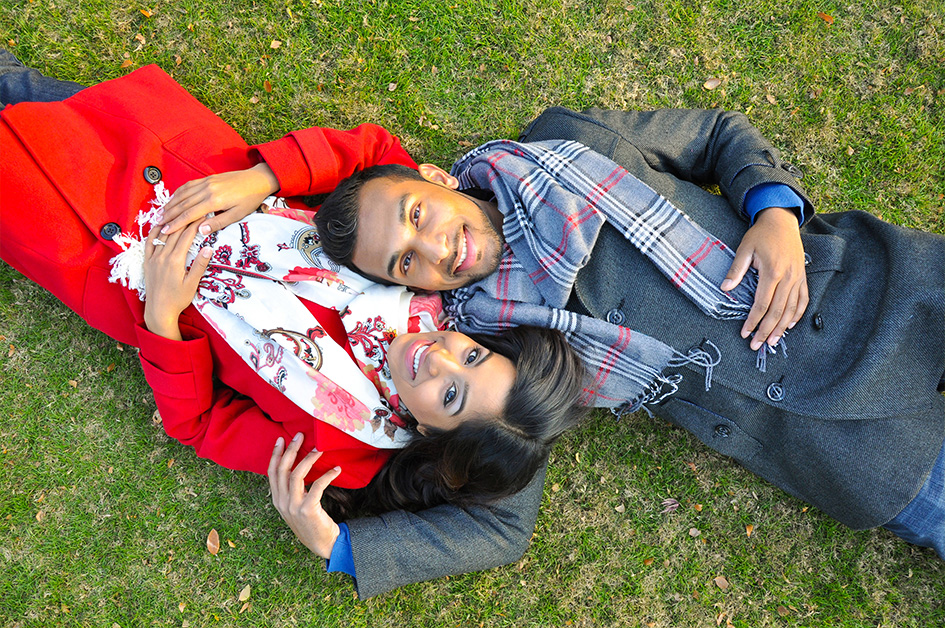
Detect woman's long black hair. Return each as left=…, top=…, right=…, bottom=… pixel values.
left=323, top=326, right=587, bottom=519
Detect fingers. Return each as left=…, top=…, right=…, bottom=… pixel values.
left=161, top=180, right=212, bottom=235
left=720, top=249, right=753, bottom=292
left=267, top=436, right=286, bottom=497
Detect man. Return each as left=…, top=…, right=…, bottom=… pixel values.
left=314, top=107, right=945, bottom=560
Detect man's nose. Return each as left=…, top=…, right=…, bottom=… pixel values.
left=417, top=230, right=450, bottom=265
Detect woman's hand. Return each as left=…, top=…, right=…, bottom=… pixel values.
left=720, top=207, right=809, bottom=350
left=268, top=434, right=343, bottom=559
left=159, top=163, right=280, bottom=236
left=142, top=222, right=212, bottom=340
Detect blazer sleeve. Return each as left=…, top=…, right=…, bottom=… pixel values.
left=134, top=321, right=383, bottom=487
left=250, top=123, right=418, bottom=197
left=518, top=107, right=814, bottom=223
left=344, top=461, right=547, bottom=599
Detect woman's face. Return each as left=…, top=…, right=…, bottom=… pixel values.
left=388, top=331, right=516, bottom=435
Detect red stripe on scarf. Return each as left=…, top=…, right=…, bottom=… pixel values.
left=671, top=237, right=723, bottom=288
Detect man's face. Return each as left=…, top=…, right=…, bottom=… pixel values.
left=352, top=164, right=504, bottom=291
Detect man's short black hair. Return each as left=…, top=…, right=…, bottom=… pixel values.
left=315, top=164, right=425, bottom=283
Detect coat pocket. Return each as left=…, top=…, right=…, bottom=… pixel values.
left=659, top=398, right=762, bottom=463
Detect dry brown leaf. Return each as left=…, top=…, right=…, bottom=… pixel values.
left=689, top=527, right=701, bottom=537
left=714, top=575, right=729, bottom=590
left=270, top=40, right=282, bottom=49
left=846, top=146, right=855, bottom=156
left=106, top=363, right=116, bottom=373
left=686, top=462, right=697, bottom=472
left=408, top=16, right=420, bottom=22
left=777, top=605, right=790, bottom=617
left=135, top=33, right=146, bottom=45
left=178, top=602, right=185, bottom=612
left=703, top=77, right=721, bottom=90
left=643, top=557, right=654, bottom=566
left=817, top=12, right=834, bottom=25
left=694, top=503, right=703, bottom=512
left=766, top=93, right=777, bottom=105
left=187, top=23, right=194, bottom=32
left=167, top=458, right=174, bottom=468
left=120, top=60, right=133, bottom=69
left=151, top=409, right=162, bottom=425
left=227, top=539, right=236, bottom=548
left=207, top=529, right=220, bottom=554
left=240, top=602, right=251, bottom=614
left=7, top=344, right=14, bottom=357
left=387, top=82, right=397, bottom=91
left=175, top=55, right=182, bottom=66
left=615, top=504, right=625, bottom=513
left=140, top=9, right=152, bottom=18
left=238, top=584, right=251, bottom=602
left=810, top=87, right=823, bottom=99
left=264, top=80, right=272, bottom=93
left=249, top=96, right=260, bottom=104
left=551, top=483, right=561, bottom=492
left=35, top=510, right=45, bottom=522
left=746, top=524, right=754, bottom=537
left=68, top=380, right=78, bottom=388
left=7, top=39, right=15, bottom=47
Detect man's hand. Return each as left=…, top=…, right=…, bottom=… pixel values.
left=720, top=207, right=809, bottom=350
left=268, top=434, right=343, bottom=560
left=159, top=163, right=280, bottom=236
left=142, top=222, right=212, bottom=340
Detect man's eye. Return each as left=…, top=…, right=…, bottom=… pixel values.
left=443, top=384, right=457, bottom=406
left=401, top=252, right=413, bottom=274
left=465, top=348, right=480, bottom=365
left=412, top=206, right=421, bottom=227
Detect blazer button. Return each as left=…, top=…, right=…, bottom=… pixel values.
left=780, top=162, right=804, bottom=179
left=605, top=308, right=625, bottom=326
left=143, top=166, right=162, bottom=184
left=100, top=222, right=121, bottom=240
left=766, top=382, right=785, bottom=402
left=804, top=252, right=812, bottom=266
left=812, top=313, right=824, bottom=330
left=713, top=424, right=731, bottom=438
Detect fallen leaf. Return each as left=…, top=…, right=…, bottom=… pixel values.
left=7, top=344, right=14, bottom=357
left=134, top=33, right=146, bottom=45
left=686, top=462, right=697, bottom=472
left=777, top=605, right=790, bottom=617
left=643, top=557, right=654, bottom=566
left=431, top=65, right=438, bottom=74
left=746, top=524, right=754, bottom=537
left=151, top=409, right=162, bottom=425
left=179, top=602, right=185, bottom=612
left=106, top=363, right=116, bottom=372
left=249, top=96, right=259, bottom=104
left=120, top=60, right=133, bottom=69
left=387, top=82, right=398, bottom=91
left=36, top=510, right=45, bottom=522
left=615, top=504, right=625, bottom=513
left=140, top=9, right=152, bottom=18
left=7, top=39, right=15, bottom=47
left=227, top=539, right=236, bottom=548
left=694, top=503, right=703, bottom=512
left=270, top=40, right=282, bottom=49
left=703, top=77, right=721, bottom=90
left=766, top=93, right=777, bottom=105
left=714, top=575, right=729, bottom=590
left=239, top=602, right=251, bottom=614
left=167, top=458, right=174, bottom=468
left=689, top=527, right=701, bottom=537
left=846, top=146, right=855, bottom=156
left=817, top=12, right=834, bottom=24
left=264, top=80, right=272, bottom=93
left=68, top=380, right=78, bottom=388
left=551, top=483, right=561, bottom=492
left=810, top=87, right=823, bottom=99
left=207, top=529, right=220, bottom=554
left=116, top=343, right=125, bottom=351
left=238, top=584, right=251, bottom=602
left=661, top=498, right=680, bottom=514
left=175, top=55, right=182, bottom=66
left=408, top=16, right=420, bottom=22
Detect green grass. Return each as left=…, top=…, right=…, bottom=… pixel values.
left=1, top=0, right=944, bottom=625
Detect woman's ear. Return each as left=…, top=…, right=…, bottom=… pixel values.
left=416, top=424, right=430, bottom=437
left=418, top=163, right=460, bottom=190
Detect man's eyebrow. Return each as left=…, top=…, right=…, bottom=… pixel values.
left=385, top=193, right=410, bottom=279
left=453, top=351, right=494, bottom=417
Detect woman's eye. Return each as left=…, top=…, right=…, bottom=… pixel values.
left=443, top=384, right=457, bottom=406
left=401, top=252, right=413, bottom=274
left=412, top=206, right=421, bottom=227
left=465, top=348, right=480, bottom=365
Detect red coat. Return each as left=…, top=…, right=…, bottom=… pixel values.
left=0, top=65, right=417, bottom=488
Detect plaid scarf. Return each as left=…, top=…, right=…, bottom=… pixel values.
left=445, top=140, right=761, bottom=409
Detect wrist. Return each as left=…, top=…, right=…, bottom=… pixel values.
left=316, top=522, right=342, bottom=559
left=144, top=310, right=182, bottom=341
left=251, top=162, right=280, bottom=196
left=755, top=206, right=800, bottom=227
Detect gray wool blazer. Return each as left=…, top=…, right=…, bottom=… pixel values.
left=344, top=107, right=945, bottom=598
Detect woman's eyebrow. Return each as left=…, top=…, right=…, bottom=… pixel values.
left=453, top=351, right=494, bottom=416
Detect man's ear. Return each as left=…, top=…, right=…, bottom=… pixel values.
left=418, top=163, right=460, bottom=189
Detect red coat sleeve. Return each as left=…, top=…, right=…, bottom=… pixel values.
left=250, top=123, right=417, bottom=197
left=134, top=322, right=389, bottom=488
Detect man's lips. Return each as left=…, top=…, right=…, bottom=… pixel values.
left=454, top=226, right=477, bottom=274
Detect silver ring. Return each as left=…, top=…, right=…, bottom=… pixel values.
left=152, top=238, right=167, bottom=247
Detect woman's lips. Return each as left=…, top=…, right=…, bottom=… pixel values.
left=408, top=340, right=432, bottom=380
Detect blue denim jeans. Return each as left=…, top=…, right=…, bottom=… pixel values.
left=883, top=436, right=945, bottom=559
left=0, top=50, right=85, bottom=106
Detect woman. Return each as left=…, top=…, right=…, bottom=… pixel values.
left=0, top=59, right=587, bottom=525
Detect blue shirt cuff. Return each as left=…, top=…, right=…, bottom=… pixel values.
left=744, top=183, right=805, bottom=226
left=325, top=523, right=356, bottom=577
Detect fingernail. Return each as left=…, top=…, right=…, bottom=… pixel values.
left=292, top=432, right=303, bottom=442
left=769, top=336, right=780, bottom=346
left=787, top=322, right=796, bottom=329
left=720, top=280, right=733, bottom=291
left=333, top=466, right=341, bottom=472
left=200, top=247, right=213, bottom=258
left=199, top=224, right=211, bottom=235
left=160, top=225, right=169, bottom=234
left=275, top=437, right=284, bottom=448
